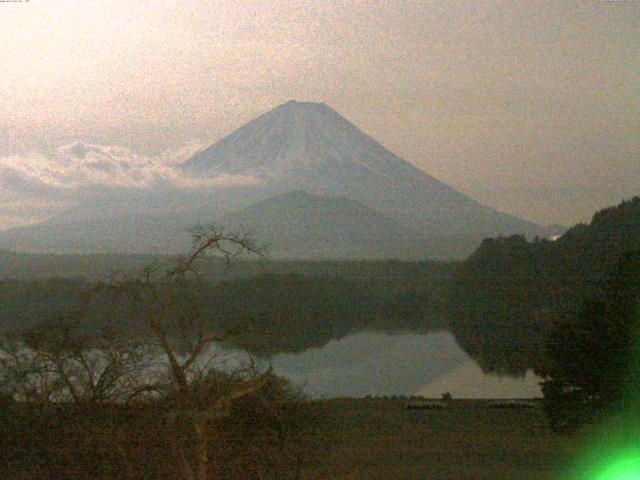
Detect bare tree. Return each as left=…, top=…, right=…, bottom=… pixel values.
left=0, top=316, right=155, bottom=404
left=98, top=224, right=274, bottom=480
left=0, top=225, right=304, bottom=480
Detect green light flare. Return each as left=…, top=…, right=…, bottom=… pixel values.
left=559, top=270, right=640, bottom=480
left=591, top=452, right=640, bottom=480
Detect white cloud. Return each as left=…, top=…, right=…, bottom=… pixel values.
left=0, top=142, right=261, bottom=230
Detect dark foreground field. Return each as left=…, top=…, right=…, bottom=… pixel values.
left=301, top=399, right=583, bottom=480
left=2, top=398, right=588, bottom=479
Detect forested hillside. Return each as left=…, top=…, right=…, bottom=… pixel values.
left=450, top=197, right=640, bottom=374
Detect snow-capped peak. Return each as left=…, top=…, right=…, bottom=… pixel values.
left=180, top=100, right=422, bottom=185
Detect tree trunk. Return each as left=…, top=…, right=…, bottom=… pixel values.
left=194, top=420, right=209, bottom=480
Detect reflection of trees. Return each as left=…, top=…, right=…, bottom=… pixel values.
left=208, top=273, right=449, bottom=355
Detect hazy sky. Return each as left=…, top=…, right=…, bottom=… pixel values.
left=0, top=0, right=638, bottom=228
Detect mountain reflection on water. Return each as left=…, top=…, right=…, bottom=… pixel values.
left=267, top=331, right=542, bottom=399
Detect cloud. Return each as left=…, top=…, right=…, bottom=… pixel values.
left=0, top=141, right=261, bottom=230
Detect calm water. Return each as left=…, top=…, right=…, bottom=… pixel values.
left=268, top=331, right=542, bottom=399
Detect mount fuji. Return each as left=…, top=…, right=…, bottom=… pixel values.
left=181, top=101, right=548, bottom=237
left=0, top=101, right=556, bottom=258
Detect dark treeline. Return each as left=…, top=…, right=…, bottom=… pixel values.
left=0, top=249, right=457, bottom=282
left=0, top=254, right=456, bottom=350
left=0, top=279, right=88, bottom=332
left=208, top=272, right=451, bottom=354
left=449, top=197, right=640, bottom=374
left=0, top=268, right=453, bottom=355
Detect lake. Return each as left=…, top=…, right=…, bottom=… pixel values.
left=268, top=331, right=542, bottom=399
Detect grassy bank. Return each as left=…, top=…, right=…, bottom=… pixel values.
left=300, top=399, right=583, bottom=480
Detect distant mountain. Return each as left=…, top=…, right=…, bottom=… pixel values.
left=0, top=190, right=477, bottom=259
left=0, top=215, right=192, bottom=255
left=223, top=191, right=419, bottom=240
left=1, top=101, right=558, bottom=258
left=182, top=101, right=547, bottom=239
left=219, top=191, right=430, bottom=259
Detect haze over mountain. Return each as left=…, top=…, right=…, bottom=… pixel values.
left=0, top=101, right=559, bottom=258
